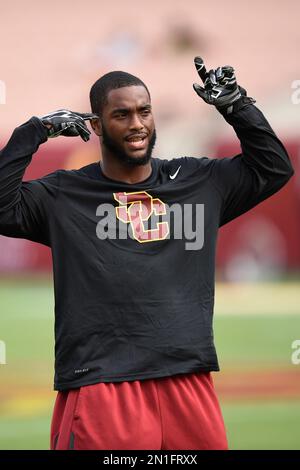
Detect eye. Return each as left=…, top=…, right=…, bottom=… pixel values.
left=115, top=113, right=127, bottom=119
left=141, top=109, right=151, bottom=116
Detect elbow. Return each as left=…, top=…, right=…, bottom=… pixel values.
left=289, top=166, right=295, bottom=178
left=270, top=161, right=295, bottom=193
left=284, top=164, right=295, bottom=181
left=277, top=164, right=295, bottom=189
left=278, top=151, right=295, bottom=181
left=277, top=145, right=295, bottom=182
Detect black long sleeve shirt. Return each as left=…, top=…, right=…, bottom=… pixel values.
left=0, top=104, right=294, bottom=391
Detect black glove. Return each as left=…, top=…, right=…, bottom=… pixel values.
left=193, top=57, right=255, bottom=115
left=38, top=109, right=98, bottom=142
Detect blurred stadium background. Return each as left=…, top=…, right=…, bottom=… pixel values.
left=0, top=0, right=299, bottom=450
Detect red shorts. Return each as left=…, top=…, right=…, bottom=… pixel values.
left=50, top=371, right=228, bottom=450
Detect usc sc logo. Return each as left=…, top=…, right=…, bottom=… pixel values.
left=113, top=191, right=169, bottom=243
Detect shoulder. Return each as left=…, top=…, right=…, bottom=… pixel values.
left=56, top=162, right=101, bottom=181
left=25, top=163, right=100, bottom=192
left=157, top=156, right=215, bottom=177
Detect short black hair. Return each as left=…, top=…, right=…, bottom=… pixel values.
left=89, top=71, right=151, bottom=116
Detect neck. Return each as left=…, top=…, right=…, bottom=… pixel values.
left=99, top=152, right=152, bottom=184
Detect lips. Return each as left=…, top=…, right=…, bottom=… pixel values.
left=125, top=133, right=148, bottom=151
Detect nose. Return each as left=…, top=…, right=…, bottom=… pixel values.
left=129, top=113, right=144, bottom=131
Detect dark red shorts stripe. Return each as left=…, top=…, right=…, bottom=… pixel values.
left=50, top=371, right=228, bottom=450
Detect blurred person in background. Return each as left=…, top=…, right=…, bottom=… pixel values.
left=0, top=57, right=294, bottom=450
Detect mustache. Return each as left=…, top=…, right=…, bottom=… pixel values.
left=101, top=125, right=157, bottom=166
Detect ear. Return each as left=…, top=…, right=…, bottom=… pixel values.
left=90, top=118, right=102, bottom=137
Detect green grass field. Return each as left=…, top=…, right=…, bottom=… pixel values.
left=0, top=277, right=300, bottom=449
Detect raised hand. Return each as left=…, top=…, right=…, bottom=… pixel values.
left=38, top=109, right=99, bottom=142
left=193, top=57, right=254, bottom=114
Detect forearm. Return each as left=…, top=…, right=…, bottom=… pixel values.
left=0, top=117, right=48, bottom=212
left=221, top=103, right=294, bottom=181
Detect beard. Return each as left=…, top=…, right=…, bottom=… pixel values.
left=101, top=123, right=157, bottom=166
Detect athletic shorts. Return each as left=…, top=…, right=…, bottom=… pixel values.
left=50, top=371, right=228, bottom=450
